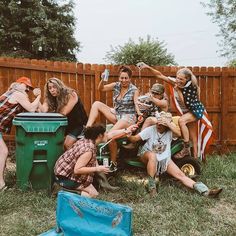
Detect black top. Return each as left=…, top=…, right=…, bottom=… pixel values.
left=66, top=96, right=88, bottom=135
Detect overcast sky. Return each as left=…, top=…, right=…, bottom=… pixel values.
left=74, top=0, right=227, bottom=67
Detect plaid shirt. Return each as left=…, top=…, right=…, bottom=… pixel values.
left=54, top=138, right=97, bottom=188
left=0, top=90, right=24, bottom=133
left=113, top=82, right=137, bottom=115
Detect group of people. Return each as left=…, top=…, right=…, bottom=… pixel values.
left=0, top=63, right=222, bottom=198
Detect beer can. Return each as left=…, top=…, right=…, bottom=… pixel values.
left=103, top=157, right=109, bottom=167
left=103, top=69, right=109, bottom=82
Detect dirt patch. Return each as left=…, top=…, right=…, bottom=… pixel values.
left=208, top=200, right=236, bottom=224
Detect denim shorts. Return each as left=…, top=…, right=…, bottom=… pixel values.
left=110, top=108, right=136, bottom=124
left=0, top=132, right=2, bottom=140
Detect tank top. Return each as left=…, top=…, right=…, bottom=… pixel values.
left=66, top=96, right=88, bottom=134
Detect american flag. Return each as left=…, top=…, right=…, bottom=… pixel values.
left=169, top=85, right=214, bottom=161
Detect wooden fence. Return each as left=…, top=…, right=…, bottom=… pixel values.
left=0, top=57, right=236, bottom=153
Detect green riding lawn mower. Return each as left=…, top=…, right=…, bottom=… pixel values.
left=97, top=94, right=201, bottom=178
left=97, top=136, right=201, bottom=178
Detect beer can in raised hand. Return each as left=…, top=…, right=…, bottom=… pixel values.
left=103, top=69, right=109, bottom=82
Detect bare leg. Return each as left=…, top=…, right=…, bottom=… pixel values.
left=64, top=135, right=77, bottom=150
left=79, top=184, right=98, bottom=198
left=178, top=112, right=197, bottom=143
left=140, top=151, right=157, bottom=177
left=166, top=160, right=195, bottom=189
left=109, top=119, right=130, bottom=163
left=141, top=117, right=157, bottom=131
left=86, top=101, right=116, bottom=127
left=0, top=138, right=8, bottom=188
left=188, top=121, right=198, bottom=159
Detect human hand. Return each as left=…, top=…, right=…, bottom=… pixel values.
left=156, top=117, right=171, bottom=127
left=126, top=124, right=139, bottom=134
left=136, top=62, right=149, bottom=70
left=101, top=72, right=105, bottom=80
left=146, top=92, right=154, bottom=101
left=101, top=69, right=109, bottom=82
left=96, top=165, right=111, bottom=174
left=33, top=88, right=41, bottom=96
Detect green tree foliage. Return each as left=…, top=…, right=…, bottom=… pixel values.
left=104, top=35, right=177, bottom=66
left=227, top=59, right=236, bottom=67
left=0, top=0, right=80, bottom=61
left=202, top=0, right=236, bottom=59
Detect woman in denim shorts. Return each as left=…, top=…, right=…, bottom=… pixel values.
left=86, top=66, right=142, bottom=171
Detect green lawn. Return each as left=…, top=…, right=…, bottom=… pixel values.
left=0, top=154, right=236, bottom=236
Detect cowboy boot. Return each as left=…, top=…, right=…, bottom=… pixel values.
left=95, top=172, right=120, bottom=191
left=193, top=182, right=223, bottom=198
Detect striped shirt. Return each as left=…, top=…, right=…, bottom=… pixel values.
left=54, top=138, right=97, bottom=188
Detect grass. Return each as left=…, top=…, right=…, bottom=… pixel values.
left=1, top=154, right=236, bottom=236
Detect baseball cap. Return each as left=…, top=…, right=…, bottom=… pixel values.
left=156, top=111, right=172, bottom=122
left=151, top=83, right=164, bottom=94
left=16, top=77, right=34, bottom=89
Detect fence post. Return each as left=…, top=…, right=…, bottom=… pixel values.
left=94, top=65, right=101, bottom=122
left=94, top=66, right=101, bottom=102
left=220, top=67, right=229, bottom=152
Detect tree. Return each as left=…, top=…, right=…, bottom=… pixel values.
left=227, top=59, right=236, bottom=67
left=104, top=35, right=177, bottom=66
left=0, top=0, right=80, bottom=61
left=201, top=0, right=236, bottom=59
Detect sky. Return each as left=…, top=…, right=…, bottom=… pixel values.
left=74, top=0, right=227, bottom=67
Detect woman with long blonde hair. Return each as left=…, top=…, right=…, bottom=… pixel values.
left=137, top=63, right=211, bottom=159
left=40, top=78, right=88, bottom=149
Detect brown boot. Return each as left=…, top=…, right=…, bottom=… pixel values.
left=205, top=188, right=223, bottom=198
left=96, top=172, right=120, bottom=191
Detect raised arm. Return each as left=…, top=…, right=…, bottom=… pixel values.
left=97, top=76, right=116, bottom=92
left=147, top=93, right=169, bottom=112
left=138, top=62, right=175, bottom=86
left=158, top=117, right=181, bottom=138
left=133, top=89, right=142, bottom=116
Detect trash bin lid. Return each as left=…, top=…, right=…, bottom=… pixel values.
left=14, top=112, right=67, bottom=121
left=13, top=113, right=68, bottom=132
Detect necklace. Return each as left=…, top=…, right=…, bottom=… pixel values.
left=157, top=131, right=167, bottom=142
left=152, top=131, right=167, bottom=154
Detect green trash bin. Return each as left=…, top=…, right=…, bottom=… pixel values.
left=13, top=112, right=68, bottom=191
